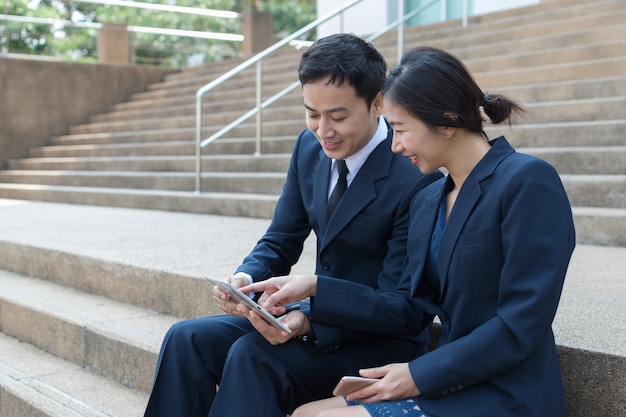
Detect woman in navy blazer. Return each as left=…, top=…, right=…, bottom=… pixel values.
left=287, top=47, right=576, bottom=417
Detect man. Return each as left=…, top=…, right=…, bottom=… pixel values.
left=143, top=33, right=442, bottom=417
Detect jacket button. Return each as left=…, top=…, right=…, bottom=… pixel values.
left=441, top=390, right=449, bottom=396
left=322, top=264, right=330, bottom=271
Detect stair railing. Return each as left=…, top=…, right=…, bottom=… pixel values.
left=195, top=0, right=452, bottom=193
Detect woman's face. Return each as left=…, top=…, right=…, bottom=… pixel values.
left=385, top=99, right=447, bottom=174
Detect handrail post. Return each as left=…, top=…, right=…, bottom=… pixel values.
left=195, top=94, right=203, bottom=193
left=397, top=0, right=404, bottom=64
left=255, top=60, right=262, bottom=157
left=463, top=0, right=469, bottom=28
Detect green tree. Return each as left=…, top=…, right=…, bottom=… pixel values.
left=2, top=0, right=316, bottom=66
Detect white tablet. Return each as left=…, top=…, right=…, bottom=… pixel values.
left=203, top=275, right=292, bottom=334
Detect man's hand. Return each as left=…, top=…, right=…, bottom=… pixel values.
left=344, top=363, right=421, bottom=403
left=212, top=273, right=250, bottom=317
left=239, top=306, right=310, bottom=345
left=240, top=274, right=318, bottom=314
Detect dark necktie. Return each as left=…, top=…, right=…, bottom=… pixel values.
left=326, top=159, right=348, bottom=219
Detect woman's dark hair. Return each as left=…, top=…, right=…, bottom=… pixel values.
left=383, top=46, right=524, bottom=138
left=298, top=33, right=386, bottom=108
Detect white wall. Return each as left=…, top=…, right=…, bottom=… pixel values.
left=316, top=0, right=389, bottom=39
left=474, top=0, right=539, bottom=15
left=316, top=0, right=541, bottom=38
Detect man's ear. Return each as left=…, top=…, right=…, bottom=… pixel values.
left=371, top=92, right=384, bottom=117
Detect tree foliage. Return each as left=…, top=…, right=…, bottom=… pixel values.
left=1, top=0, right=316, bottom=66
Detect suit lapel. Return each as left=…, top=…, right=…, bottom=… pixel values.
left=321, top=133, right=395, bottom=249
left=409, top=186, right=442, bottom=295
left=438, top=137, right=515, bottom=294
left=314, top=149, right=331, bottom=222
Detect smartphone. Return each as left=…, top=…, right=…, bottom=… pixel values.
left=332, top=376, right=378, bottom=397
left=203, top=275, right=292, bottom=334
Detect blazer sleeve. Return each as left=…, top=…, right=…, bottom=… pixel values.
left=310, top=173, right=442, bottom=349
left=235, top=132, right=312, bottom=281
left=409, top=158, right=576, bottom=397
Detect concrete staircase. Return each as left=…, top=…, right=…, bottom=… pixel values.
left=0, top=0, right=625, bottom=245
left=0, top=0, right=624, bottom=416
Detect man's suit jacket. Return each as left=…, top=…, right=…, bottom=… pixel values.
left=237, top=125, right=442, bottom=350
left=405, top=137, right=576, bottom=417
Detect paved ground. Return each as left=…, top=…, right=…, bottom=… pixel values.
left=0, top=198, right=623, bottom=357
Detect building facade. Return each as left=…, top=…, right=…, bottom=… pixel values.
left=316, top=0, right=540, bottom=38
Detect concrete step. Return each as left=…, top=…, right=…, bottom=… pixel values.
left=0, top=185, right=279, bottom=218
left=0, top=185, right=623, bottom=246
left=450, top=24, right=626, bottom=62
left=474, top=55, right=626, bottom=88
left=127, top=69, right=299, bottom=103
left=49, top=119, right=306, bottom=146
left=520, top=146, right=626, bottom=175
left=0, top=333, right=147, bottom=417
left=487, top=119, right=626, bottom=148
left=144, top=55, right=300, bottom=94
left=70, top=105, right=305, bottom=135
left=91, top=93, right=303, bottom=124
left=45, top=118, right=626, bottom=150
left=464, top=40, right=626, bottom=74
left=0, top=199, right=623, bottom=417
left=149, top=49, right=300, bottom=91
left=93, top=75, right=625, bottom=132
left=495, top=75, right=626, bottom=103
left=522, top=96, right=626, bottom=123
left=10, top=145, right=626, bottom=177
left=561, top=175, right=626, bottom=209
left=0, top=170, right=286, bottom=194
left=0, top=269, right=176, bottom=393
left=78, top=95, right=626, bottom=138
left=0, top=171, right=621, bottom=208
left=6, top=154, right=292, bottom=173
left=110, top=82, right=299, bottom=114
left=27, top=136, right=296, bottom=158
left=396, top=4, right=626, bottom=51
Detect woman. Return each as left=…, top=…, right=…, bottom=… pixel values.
left=289, top=46, right=576, bottom=417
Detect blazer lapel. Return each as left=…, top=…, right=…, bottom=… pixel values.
left=314, top=149, right=331, bottom=222
left=321, top=133, right=395, bottom=249
left=438, top=137, right=515, bottom=294
left=409, top=186, right=442, bottom=296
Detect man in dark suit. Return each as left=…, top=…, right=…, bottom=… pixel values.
left=143, top=33, right=441, bottom=417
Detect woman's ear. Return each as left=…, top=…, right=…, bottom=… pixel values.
left=436, top=125, right=456, bottom=138
left=437, top=112, right=458, bottom=138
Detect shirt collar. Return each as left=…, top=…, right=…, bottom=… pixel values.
left=332, top=115, right=388, bottom=184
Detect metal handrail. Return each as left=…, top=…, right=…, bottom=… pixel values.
left=195, top=0, right=468, bottom=193
left=194, top=0, right=363, bottom=193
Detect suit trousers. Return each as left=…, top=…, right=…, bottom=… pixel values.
left=143, top=315, right=423, bottom=417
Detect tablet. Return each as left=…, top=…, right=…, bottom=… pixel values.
left=332, top=376, right=378, bottom=397
left=203, top=275, right=292, bottom=334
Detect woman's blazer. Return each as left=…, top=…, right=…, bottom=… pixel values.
left=407, top=137, right=576, bottom=417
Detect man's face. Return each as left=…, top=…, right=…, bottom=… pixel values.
left=302, top=78, right=383, bottom=160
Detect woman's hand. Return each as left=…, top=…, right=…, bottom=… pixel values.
left=345, top=363, right=421, bottom=403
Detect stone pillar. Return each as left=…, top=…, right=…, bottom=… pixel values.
left=98, top=23, right=129, bottom=65
left=241, top=9, right=274, bottom=57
